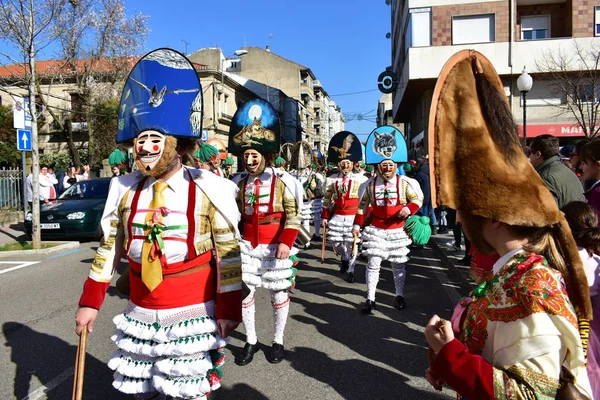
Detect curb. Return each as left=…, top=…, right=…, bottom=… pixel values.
left=429, top=238, right=472, bottom=296
left=0, top=241, right=80, bottom=258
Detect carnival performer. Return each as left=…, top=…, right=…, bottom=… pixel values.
left=424, top=50, right=593, bottom=399
left=228, top=99, right=303, bottom=366
left=305, top=164, right=325, bottom=241
left=194, top=139, right=226, bottom=177
left=321, top=131, right=366, bottom=281
left=74, top=49, right=243, bottom=400
left=353, top=126, right=423, bottom=313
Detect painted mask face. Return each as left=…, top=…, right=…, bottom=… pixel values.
left=339, top=160, right=353, bottom=175
left=378, top=160, right=396, bottom=180
left=244, top=149, right=264, bottom=175
left=353, top=161, right=363, bottom=172
left=136, top=131, right=166, bottom=171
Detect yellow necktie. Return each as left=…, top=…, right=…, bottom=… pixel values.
left=141, top=181, right=169, bottom=291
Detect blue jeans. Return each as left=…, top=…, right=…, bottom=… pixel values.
left=419, top=203, right=437, bottom=226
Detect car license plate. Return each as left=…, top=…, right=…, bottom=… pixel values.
left=41, top=223, right=60, bottom=229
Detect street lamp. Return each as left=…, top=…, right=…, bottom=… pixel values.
left=517, top=67, right=533, bottom=146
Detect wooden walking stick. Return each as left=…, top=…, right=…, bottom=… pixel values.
left=72, top=325, right=88, bottom=400
left=321, top=224, right=327, bottom=263
left=351, top=234, right=358, bottom=258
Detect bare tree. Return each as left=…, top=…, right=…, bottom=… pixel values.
left=0, top=0, right=69, bottom=248
left=535, top=40, right=600, bottom=138
left=38, top=0, right=149, bottom=167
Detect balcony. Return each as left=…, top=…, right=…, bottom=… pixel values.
left=314, top=100, right=323, bottom=109
left=218, top=112, right=233, bottom=122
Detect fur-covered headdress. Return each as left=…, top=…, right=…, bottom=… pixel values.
left=429, top=49, right=591, bottom=319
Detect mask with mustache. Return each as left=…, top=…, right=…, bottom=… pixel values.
left=377, top=160, right=397, bottom=181
left=338, top=160, right=353, bottom=175
left=243, top=149, right=265, bottom=176
left=133, top=131, right=179, bottom=178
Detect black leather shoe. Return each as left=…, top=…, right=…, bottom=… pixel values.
left=361, top=300, right=376, bottom=314
left=268, top=342, right=285, bottom=364
left=394, top=296, right=406, bottom=310
left=235, top=342, right=260, bottom=366
left=346, top=272, right=355, bottom=283
left=311, top=234, right=322, bottom=242
left=340, top=260, right=349, bottom=274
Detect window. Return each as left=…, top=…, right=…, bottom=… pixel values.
left=521, top=15, right=550, bottom=40
left=404, top=8, right=431, bottom=54
left=452, top=14, right=495, bottom=45
left=596, top=6, right=600, bottom=36
left=224, top=95, right=229, bottom=115
left=577, top=85, right=600, bottom=103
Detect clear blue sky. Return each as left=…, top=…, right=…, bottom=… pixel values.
left=125, top=0, right=392, bottom=140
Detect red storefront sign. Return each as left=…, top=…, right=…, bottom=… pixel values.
left=516, top=123, right=595, bottom=138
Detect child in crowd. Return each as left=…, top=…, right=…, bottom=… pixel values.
left=579, top=140, right=600, bottom=220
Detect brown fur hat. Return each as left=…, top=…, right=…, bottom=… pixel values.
left=429, top=50, right=591, bottom=319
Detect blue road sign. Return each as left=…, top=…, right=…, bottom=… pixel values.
left=17, top=129, right=32, bottom=151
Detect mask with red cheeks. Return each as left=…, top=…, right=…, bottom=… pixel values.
left=339, top=160, right=353, bottom=175
left=378, top=160, right=396, bottom=181
left=133, top=130, right=179, bottom=178
left=243, top=149, right=265, bottom=175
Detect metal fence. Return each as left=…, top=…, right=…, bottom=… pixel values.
left=0, top=168, right=23, bottom=211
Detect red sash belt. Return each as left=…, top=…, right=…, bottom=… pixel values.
left=333, top=198, right=359, bottom=216
left=371, top=204, right=406, bottom=229
left=128, top=251, right=214, bottom=309
left=243, top=212, right=285, bottom=247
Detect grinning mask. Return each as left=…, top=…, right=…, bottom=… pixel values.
left=134, top=131, right=179, bottom=178
left=244, top=149, right=265, bottom=176
left=377, top=160, right=397, bottom=181
left=339, top=159, right=353, bottom=175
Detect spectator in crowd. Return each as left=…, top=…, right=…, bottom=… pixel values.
left=561, top=201, right=600, bottom=399
left=25, top=164, right=58, bottom=210
left=415, top=158, right=437, bottom=233
left=572, top=138, right=598, bottom=192
left=62, top=166, right=84, bottom=190
left=559, top=145, right=575, bottom=170
left=80, top=164, right=91, bottom=180
left=528, top=134, right=585, bottom=209
left=580, top=139, right=600, bottom=219
left=111, top=166, right=121, bottom=177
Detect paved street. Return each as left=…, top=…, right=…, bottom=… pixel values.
left=0, top=232, right=467, bottom=400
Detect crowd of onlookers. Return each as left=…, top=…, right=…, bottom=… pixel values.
left=24, top=164, right=92, bottom=211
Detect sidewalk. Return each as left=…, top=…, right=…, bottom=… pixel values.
left=0, top=223, right=28, bottom=246
left=427, top=230, right=474, bottom=295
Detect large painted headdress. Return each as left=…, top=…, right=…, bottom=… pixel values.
left=327, top=131, right=362, bottom=164
left=291, top=140, right=313, bottom=169
left=228, top=98, right=281, bottom=155
left=365, top=125, right=408, bottom=164
left=117, top=48, right=203, bottom=143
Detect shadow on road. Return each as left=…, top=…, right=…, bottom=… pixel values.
left=3, top=322, right=128, bottom=399
left=288, top=346, right=448, bottom=399
left=211, top=382, right=270, bottom=399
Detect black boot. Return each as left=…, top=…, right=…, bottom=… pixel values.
left=268, top=342, right=285, bottom=364
left=394, top=296, right=406, bottom=310
left=235, top=342, right=260, bottom=366
left=346, top=272, right=355, bottom=283
left=361, top=300, right=376, bottom=315
left=340, top=260, right=349, bottom=274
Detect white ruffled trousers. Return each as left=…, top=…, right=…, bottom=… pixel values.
left=326, top=214, right=358, bottom=272
left=361, top=225, right=412, bottom=301
left=239, top=240, right=297, bottom=345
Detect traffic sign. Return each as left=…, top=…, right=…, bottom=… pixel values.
left=17, top=129, right=32, bottom=151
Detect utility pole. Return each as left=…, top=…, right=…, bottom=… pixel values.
left=28, top=11, right=41, bottom=249
left=181, top=39, right=190, bottom=55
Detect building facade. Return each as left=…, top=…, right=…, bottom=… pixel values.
left=189, top=46, right=343, bottom=150
left=391, top=0, right=600, bottom=154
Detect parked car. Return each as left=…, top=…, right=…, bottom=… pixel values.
left=25, top=178, right=111, bottom=240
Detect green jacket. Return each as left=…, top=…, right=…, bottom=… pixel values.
left=535, top=156, right=585, bottom=209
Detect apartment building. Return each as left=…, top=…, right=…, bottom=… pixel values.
left=391, top=0, right=600, bottom=155
left=189, top=46, right=343, bottom=150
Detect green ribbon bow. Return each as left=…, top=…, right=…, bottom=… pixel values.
left=132, top=222, right=187, bottom=254
left=246, top=192, right=269, bottom=207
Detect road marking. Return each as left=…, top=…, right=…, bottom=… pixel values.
left=22, top=367, right=74, bottom=400
left=48, top=248, right=83, bottom=259
left=0, top=261, right=39, bottom=275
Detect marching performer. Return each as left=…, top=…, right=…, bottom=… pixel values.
left=305, top=164, right=325, bottom=241
left=194, top=138, right=227, bottom=177
left=229, top=99, right=303, bottom=365
left=353, top=126, right=423, bottom=314
left=321, top=131, right=366, bottom=282
left=74, top=49, right=242, bottom=400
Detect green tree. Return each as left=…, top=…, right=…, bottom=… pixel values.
left=0, top=105, right=20, bottom=168
left=88, top=99, right=118, bottom=168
